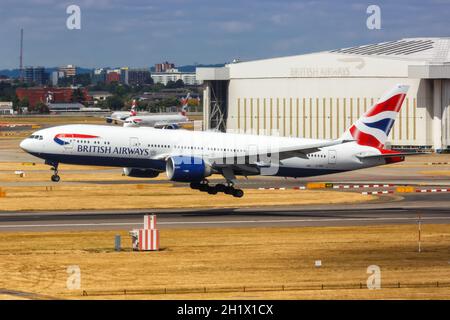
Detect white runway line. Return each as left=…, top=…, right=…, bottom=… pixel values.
left=1, top=216, right=450, bottom=229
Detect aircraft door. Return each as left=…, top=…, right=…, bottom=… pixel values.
left=328, top=150, right=336, bottom=164
left=63, top=137, right=74, bottom=153
left=129, top=137, right=139, bottom=147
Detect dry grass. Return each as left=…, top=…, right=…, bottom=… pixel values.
left=419, top=170, right=450, bottom=176
left=0, top=116, right=105, bottom=125
left=0, top=160, right=374, bottom=211
left=0, top=185, right=372, bottom=211
left=0, top=224, right=449, bottom=299
left=0, top=161, right=115, bottom=171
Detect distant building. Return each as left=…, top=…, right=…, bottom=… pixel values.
left=151, top=68, right=202, bottom=86
left=24, top=66, right=48, bottom=86
left=48, top=103, right=107, bottom=113
left=0, top=102, right=14, bottom=115
left=59, top=65, right=77, bottom=77
left=16, top=87, right=91, bottom=107
left=128, top=68, right=151, bottom=85
left=198, top=37, right=450, bottom=150
left=120, top=67, right=129, bottom=85
left=92, top=68, right=107, bottom=84
left=155, top=61, right=175, bottom=73
left=48, top=102, right=84, bottom=112
left=89, top=91, right=113, bottom=104
left=0, top=75, right=12, bottom=83
left=51, top=71, right=65, bottom=86
left=106, top=71, right=120, bottom=84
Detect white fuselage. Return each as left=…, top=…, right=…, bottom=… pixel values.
left=124, top=114, right=188, bottom=127
left=20, top=124, right=389, bottom=178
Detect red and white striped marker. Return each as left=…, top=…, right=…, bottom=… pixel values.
left=361, top=190, right=394, bottom=195
left=333, top=184, right=393, bottom=189
left=415, top=188, right=449, bottom=193
left=138, top=229, right=160, bottom=251
left=144, top=215, right=157, bottom=230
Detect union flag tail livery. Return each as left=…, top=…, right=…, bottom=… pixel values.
left=180, top=93, right=190, bottom=117
left=130, top=99, right=138, bottom=116
left=341, top=84, right=409, bottom=149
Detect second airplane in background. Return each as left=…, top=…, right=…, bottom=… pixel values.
left=106, top=94, right=191, bottom=129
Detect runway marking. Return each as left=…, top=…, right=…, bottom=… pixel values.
left=1, top=216, right=450, bottom=229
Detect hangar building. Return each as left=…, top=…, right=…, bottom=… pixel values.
left=197, top=38, right=450, bottom=151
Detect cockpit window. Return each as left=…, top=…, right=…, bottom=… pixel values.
left=28, top=135, right=43, bottom=140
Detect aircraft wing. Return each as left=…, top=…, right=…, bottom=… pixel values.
left=152, top=139, right=353, bottom=177
left=153, top=121, right=194, bottom=129
left=208, top=139, right=354, bottom=165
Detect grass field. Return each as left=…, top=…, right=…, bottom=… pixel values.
left=0, top=184, right=373, bottom=211
left=0, top=224, right=449, bottom=300
left=0, top=115, right=105, bottom=125
left=419, top=170, right=450, bottom=176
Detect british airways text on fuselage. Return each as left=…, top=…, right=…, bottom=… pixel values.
left=76, top=144, right=150, bottom=156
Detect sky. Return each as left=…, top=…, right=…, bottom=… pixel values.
left=0, top=0, right=449, bottom=69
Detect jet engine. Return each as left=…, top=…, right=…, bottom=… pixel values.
left=161, top=124, right=180, bottom=129
left=166, top=156, right=212, bottom=182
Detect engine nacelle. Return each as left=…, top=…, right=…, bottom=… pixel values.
left=166, top=156, right=212, bottom=182
left=123, top=167, right=160, bottom=178
left=161, top=124, right=180, bottom=130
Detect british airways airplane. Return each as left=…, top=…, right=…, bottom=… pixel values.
left=108, top=94, right=190, bottom=129
left=20, top=84, right=416, bottom=197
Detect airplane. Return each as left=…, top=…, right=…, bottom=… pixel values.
left=122, top=93, right=190, bottom=129
left=20, top=84, right=419, bottom=198
left=106, top=94, right=191, bottom=128
left=105, top=99, right=139, bottom=123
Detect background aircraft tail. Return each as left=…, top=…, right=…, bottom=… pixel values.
left=180, top=93, right=190, bottom=117
left=341, top=84, right=409, bottom=149
left=130, top=99, right=137, bottom=116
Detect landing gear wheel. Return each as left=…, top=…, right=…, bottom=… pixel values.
left=215, top=184, right=226, bottom=192
left=207, top=186, right=218, bottom=195
left=190, top=182, right=201, bottom=190
left=232, top=189, right=244, bottom=198
left=224, top=186, right=234, bottom=195
left=51, top=174, right=60, bottom=182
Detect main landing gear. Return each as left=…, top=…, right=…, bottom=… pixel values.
left=190, top=180, right=244, bottom=198
left=47, top=162, right=60, bottom=182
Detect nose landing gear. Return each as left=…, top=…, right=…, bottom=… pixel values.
left=46, top=161, right=60, bottom=182
left=189, top=180, right=244, bottom=198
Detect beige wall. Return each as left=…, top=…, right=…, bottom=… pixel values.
left=226, top=77, right=434, bottom=147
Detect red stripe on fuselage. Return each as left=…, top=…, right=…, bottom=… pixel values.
left=55, top=134, right=99, bottom=139
left=365, top=94, right=406, bottom=117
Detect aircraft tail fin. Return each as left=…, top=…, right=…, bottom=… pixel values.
left=340, top=84, right=409, bottom=149
left=130, top=99, right=137, bottom=116
left=180, top=93, right=190, bottom=117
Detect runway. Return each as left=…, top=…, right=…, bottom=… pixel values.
left=1, top=193, right=449, bottom=231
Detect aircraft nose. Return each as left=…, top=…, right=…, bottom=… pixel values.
left=19, top=138, right=30, bottom=152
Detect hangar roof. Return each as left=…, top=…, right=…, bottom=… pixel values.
left=330, top=38, right=450, bottom=63
left=197, top=38, right=450, bottom=80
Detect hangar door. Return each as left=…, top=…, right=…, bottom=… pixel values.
left=205, top=80, right=229, bottom=132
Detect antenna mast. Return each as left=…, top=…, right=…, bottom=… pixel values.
left=19, top=28, right=24, bottom=81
